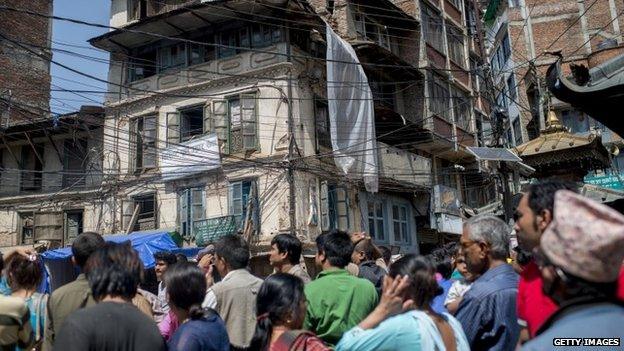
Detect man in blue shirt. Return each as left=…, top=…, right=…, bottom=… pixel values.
left=522, top=190, right=624, bottom=350
left=456, top=215, right=519, bottom=351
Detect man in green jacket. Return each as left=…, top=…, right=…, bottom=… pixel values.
left=43, top=232, right=105, bottom=351
left=304, top=230, right=379, bottom=346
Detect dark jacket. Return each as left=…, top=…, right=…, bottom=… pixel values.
left=358, top=261, right=386, bottom=296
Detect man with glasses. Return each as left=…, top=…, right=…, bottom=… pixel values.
left=513, top=179, right=576, bottom=341
left=455, top=215, right=519, bottom=351
left=522, top=190, right=624, bottom=350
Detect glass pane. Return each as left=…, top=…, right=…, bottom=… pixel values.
left=394, top=222, right=401, bottom=241
left=401, top=206, right=407, bottom=221
left=376, top=219, right=384, bottom=241
left=368, top=202, right=375, bottom=217
left=192, top=204, right=204, bottom=220
left=376, top=202, right=383, bottom=218
left=230, top=99, right=241, bottom=127
left=368, top=219, right=376, bottom=237
left=401, top=223, right=408, bottom=242
left=192, top=188, right=203, bottom=204
left=392, top=205, right=399, bottom=220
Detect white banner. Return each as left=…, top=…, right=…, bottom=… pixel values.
left=160, top=133, right=221, bottom=181
left=326, top=23, right=378, bottom=193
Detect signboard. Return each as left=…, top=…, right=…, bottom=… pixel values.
left=160, top=133, right=221, bottom=181
left=436, top=213, right=463, bottom=235
left=584, top=174, right=624, bottom=190
left=193, top=215, right=239, bottom=247
left=433, top=185, right=461, bottom=215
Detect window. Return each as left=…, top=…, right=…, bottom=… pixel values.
left=33, top=212, right=64, bottom=242
left=449, top=0, right=462, bottom=10
left=315, top=98, right=331, bottom=150
left=158, top=43, right=187, bottom=71
left=507, top=74, right=517, bottom=102
left=369, top=80, right=397, bottom=109
left=20, top=213, right=33, bottom=244
left=64, top=139, right=88, bottom=188
left=20, top=144, right=43, bottom=192
left=447, top=25, right=465, bottom=66
left=367, top=201, right=385, bottom=241
left=128, top=0, right=147, bottom=21
left=128, top=49, right=157, bottom=82
left=64, top=210, right=84, bottom=243
left=353, top=8, right=392, bottom=51
left=132, top=115, right=157, bottom=173
left=501, top=33, right=511, bottom=61
left=179, top=187, right=205, bottom=238
left=452, top=87, right=471, bottom=131
left=133, top=194, right=157, bottom=232
left=392, top=204, right=409, bottom=243
left=207, top=93, right=258, bottom=154
left=190, top=36, right=215, bottom=66
left=429, top=74, right=451, bottom=120
left=421, top=5, right=445, bottom=53
left=251, top=24, right=283, bottom=49
left=320, top=182, right=350, bottom=231
left=180, top=106, right=204, bottom=142
left=228, top=180, right=257, bottom=230
left=513, top=118, right=523, bottom=145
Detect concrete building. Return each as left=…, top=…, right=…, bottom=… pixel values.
left=85, top=0, right=441, bottom=257
left=484, top=0, right=624, bottom=183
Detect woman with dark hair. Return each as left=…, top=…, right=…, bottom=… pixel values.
left=250, top=273, right=329, bottom=351
left=336, top=254, right=470, bottom=351
left=167, top=262, right=229, bottom=351
left=6, top=252, right=46, bottom=350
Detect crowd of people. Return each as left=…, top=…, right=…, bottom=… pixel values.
left=0, top=178, right=622, bottom=350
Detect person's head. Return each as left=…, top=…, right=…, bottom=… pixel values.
left=5, top=253, right=43, bottom=292
left=250, top=273, right=306, bottom=351
left=514, top=179, right=576, bottom=251
left=71, top=232, right=105, bottom=269
left=388, top=254, right=442, bottom=309
left=269, top=234, right=302, bottom=268
left=315, top=230, right=353, bottom=269
left=454, top=251, right=473, bottom=281
left=174, top=253, right=188, bottom=263
left=164, top=262, right=207, bottom=319
left=153, top=252, right=177, bottom=282
left=429, top=247, right=453, bottom=280
left=538, top=190, right=624, bottom=305
left=85, top=242, right=144, bottom=302
left=214, top=234, right=250, bottom=276
left=351, top=238, right=380, bottom=265
left=378, top=245, right=391, bottom=267
left=461, top=215, right=510, bottom=276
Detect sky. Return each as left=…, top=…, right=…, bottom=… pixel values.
left=50, top=0, right=110, bottom=114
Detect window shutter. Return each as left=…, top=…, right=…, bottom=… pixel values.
left=166, top=112, right=180, bottom=145
left=203, top=102, right=213, bottom=134
left=122, top=200, right=136, bottom=232
left=240, top=94, right=257, bottom=150
left=143, top=116, right=157, bottom=169
left=212, top=100, right=229, bottom=152
left=33, top=212, right=63, bottom=242
left=128, top=120, right=137, bottom=173
left=336, top=188, right=350, bottom=231
left=320, top=180, right=329, bottom=231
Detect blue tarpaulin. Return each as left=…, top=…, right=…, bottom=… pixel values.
left=41, top=229, right=181, bottom=269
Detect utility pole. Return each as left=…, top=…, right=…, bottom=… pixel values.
left=286, top=30, right=297, bottom=235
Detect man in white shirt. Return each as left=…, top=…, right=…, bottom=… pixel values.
left=153, top=252, right=177, bottom=323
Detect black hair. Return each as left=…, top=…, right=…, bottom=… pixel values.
left=174, top=253, right=188, bottom=263
left=389, top=254, right=443, bottom=309
left=271, top=234, right=303, bottom=265
left=249, top=274, right=305, bottom=351
left=164, top=262, right=209, bottom=320
left=153, top=251, right=177, bottom=266
left=527, top=179, right=577, bottom=215
left=353, top=238, right=381, bottom=262
left=378, top=245, right=391, bottom=264
left=85, top=242, right=144, bottom=301
left=429, top=247, right=453, bottom=280
left=512, top=246, right=532, bottom=266
left=71, top=232, right=105, bottom=268
left=315, top=230, right=353, bottom=268
left=214, top=235, right=250, bottom=270
left=557, top=269, right=619, bottom=302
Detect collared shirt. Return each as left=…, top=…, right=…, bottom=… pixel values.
left=303, top=269, right=378, bottom=346
left=522, top=302, right=624, bottom=351
left=456, top=264, right=520, bottom=351
left=336, top=310, right=470, bottom=351
left=288, top=264, right=312, bottom=284
left=517, top=260, right=558, bottom=337
left=153, top=281, right=170, bottom=323
left=43, top=273, right=96, bottom=351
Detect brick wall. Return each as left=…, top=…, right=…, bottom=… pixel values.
left=0, top=0, right=52, bottom=125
